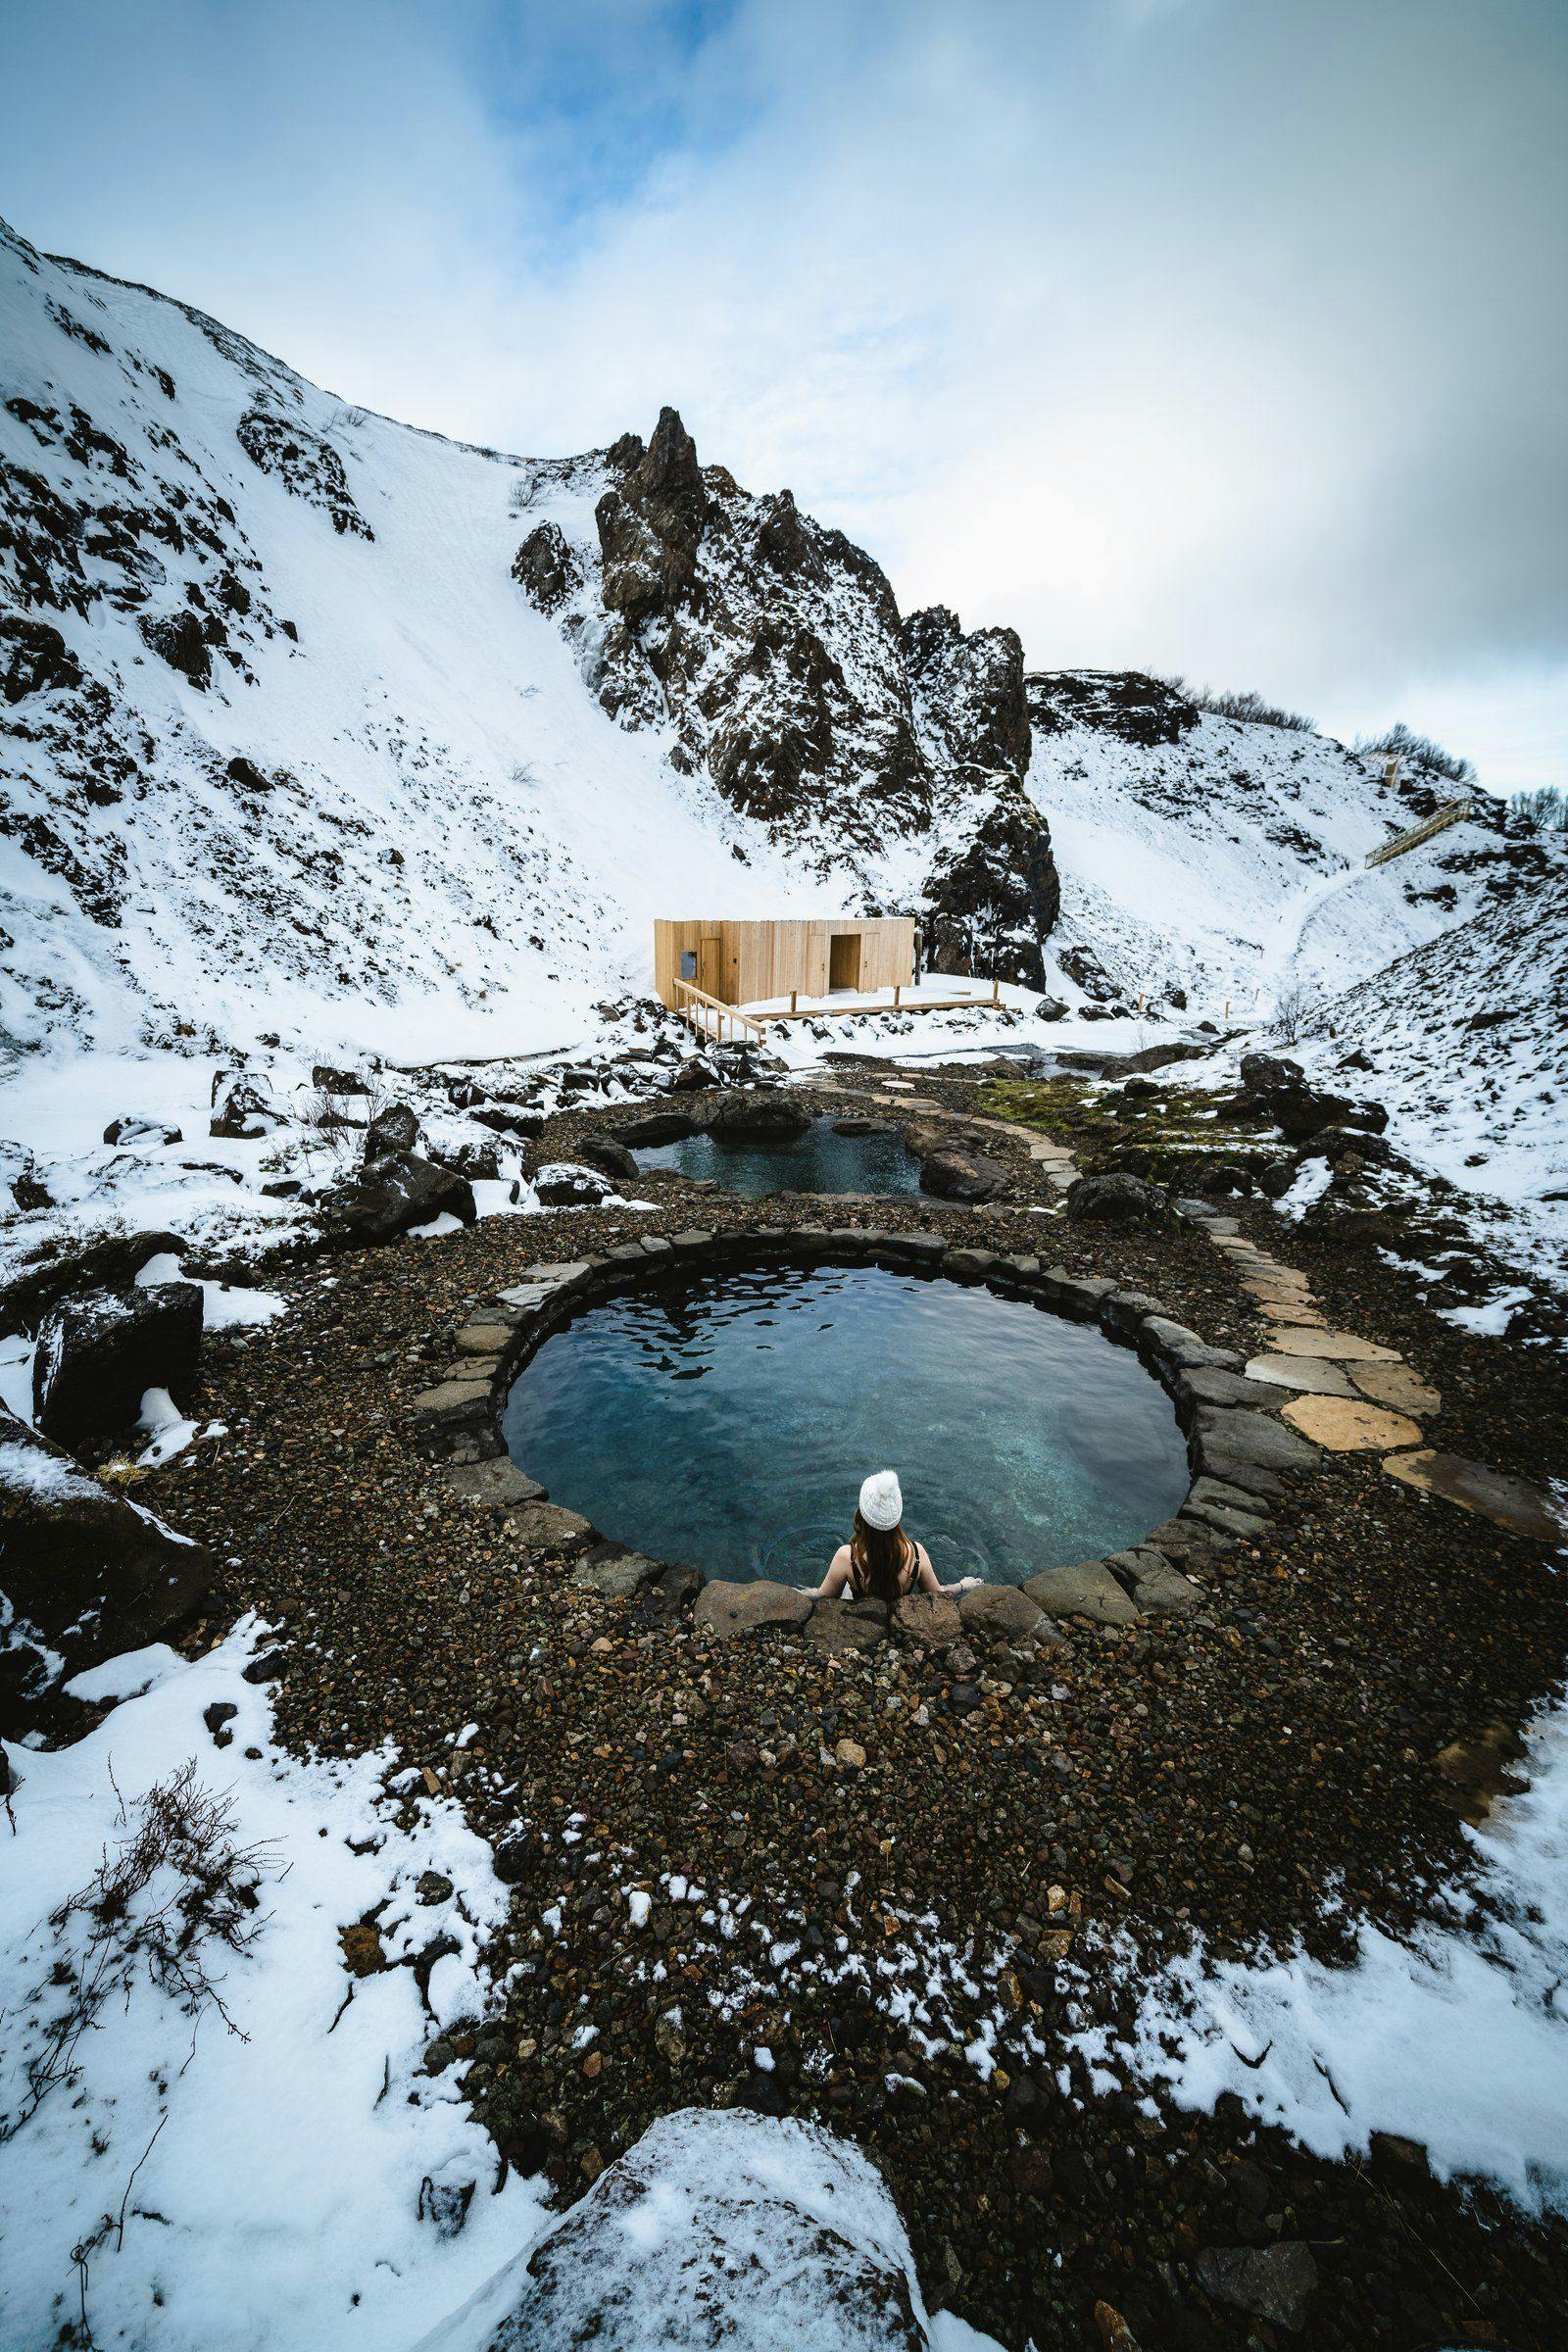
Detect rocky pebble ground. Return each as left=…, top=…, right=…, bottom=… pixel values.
left=78, top=1066, right=1568, bottom=2351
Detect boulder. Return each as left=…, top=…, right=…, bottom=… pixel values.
left=694, top=1579, right=814, bottom=1638
left=209, top=1078, right=275, bottom=1140
left=103, top=1116, right=182, bottom=1147
left=918, top=1149, right=1008, bottom=1204
left=325, top=1151, right=477, bottom=1245
left=576, top=1136, right=640, bottom=1187
left=531, top=1162, right=617, bottom=1207
left=1195, top=2241, right=1318, bottom=2335
left=365, top=1101, right=420, bottom=1158
left=805, top=1596, right=888, bottom=1652
left=618, top=1110, right=699, bottom=1147
left=705, top=1090, right=811, bottom=1141
left=417, top=2106, right=935, bottom=2351
left=1022, top=1558, right=1140, bottom=1625
left=891, top=1591, right=961, bottom=1647
left=1065, top=1172, right=1168, bottom=1225
left=312, top=1062, right=372, bottom=1096
left=957, top=1584, right=1045, bottom=1644
left=0, top=1407, right=211, bottom=1726
left=33, top=1282, right=204, bottom=1446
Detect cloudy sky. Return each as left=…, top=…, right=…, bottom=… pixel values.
left=6, top=0, right=1564, bottom=787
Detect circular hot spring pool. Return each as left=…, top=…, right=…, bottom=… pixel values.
left=502, top=1262, right=1189, bottom=1589
left=633, top=1116, right=921, bottom=1200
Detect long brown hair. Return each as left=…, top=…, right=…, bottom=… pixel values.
left=849, top=1508, right=914, bottom=1603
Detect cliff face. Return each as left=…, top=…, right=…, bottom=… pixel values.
left=513, top=405, right=1059, bottom=984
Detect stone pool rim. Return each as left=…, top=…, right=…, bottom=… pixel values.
left=409, top=1228, right=1323, bottom=1649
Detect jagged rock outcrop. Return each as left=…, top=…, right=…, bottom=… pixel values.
left=236, top=406, right=373, bottom=539
left=512, top=406, right=1059, bottom=982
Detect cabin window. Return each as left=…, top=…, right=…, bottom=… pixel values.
left=680, top=951, right=697, bottom=981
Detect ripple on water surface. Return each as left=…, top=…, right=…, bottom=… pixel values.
left=502, top=1262, right=1189, bottom=1588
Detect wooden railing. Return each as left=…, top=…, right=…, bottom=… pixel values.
left=1366, top=801, right=1472, bottom=869
left=673, top=978, right=768, bottom=1047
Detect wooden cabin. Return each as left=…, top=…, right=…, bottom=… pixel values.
left=653, top=916, right=916, bottom=1012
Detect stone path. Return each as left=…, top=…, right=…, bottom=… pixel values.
left=1181, top=1197, right=1564, bottom=1544
left=852, top=1079, right=1564, bottom=1549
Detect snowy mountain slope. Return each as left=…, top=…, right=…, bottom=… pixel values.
left=1298, top=858, right=1568, bottom=1217
left=0, top=218, right=958, bottom=1069
left=1023, top=669, right=1542, bottom=1021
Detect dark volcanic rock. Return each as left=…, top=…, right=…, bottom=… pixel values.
left=512, top=519, right=582, bottom=615
left=1, top=612, right=83, bottom=702
left=324, top=1151, right=477, bottom=1245
left=919, top=1149, right=1009, bottom=1204
left=140, top=608, right=211, bottom=689
left=236, top=407, right=372, bottom=539
left=618, top=1111, right=700, bottom=1147
left=576, top=1136, right=640, bottom=1186
left=0, top=1406, right=211, bottom=1726
left=365, top=1101, right=420, bottom=1159
left=33, top=1281, right=204, bottom=1445
left=1066, top=1172, right=1168, bottom=1225
left=532, top=1162, right=618, bottom=1207
left=705, top=1090, right=811, bottom=1141
left=1195, top=2241, right=1319, bottom=2334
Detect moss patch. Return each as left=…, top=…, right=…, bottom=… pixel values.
left=976, top=1076, right=1271, bottom=1183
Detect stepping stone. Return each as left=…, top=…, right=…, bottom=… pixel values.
left=892, top=1592, right=961, bottom=1646
left=446, top=1459, right=545, bottom=1507
left=1265, top=1328, right=1399, bottom=1361
left=1023, top=1558, right=1140, bottom=1626
left=1260, top=1304, right=1328, bottom=1328
left=958, top=1584, right=1046, bottom=1643
left=1282, top=1396, right=1423, bottom=1452
left=1245, top=1353, right=1359, bottom=1398
left=1348, top=1360, right=1441, bottom=1416
left=694, top=1579, right=814, bottom=1638
left=1382, top=1452, right=1567, bottom=1544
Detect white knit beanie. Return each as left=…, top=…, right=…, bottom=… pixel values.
left=858, top=1470, right=903, bottom=1531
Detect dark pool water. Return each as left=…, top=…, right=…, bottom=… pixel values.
left=502, top=1262, right=1188, bottom=1588
left=633, top=1116, right=921, bottom=1199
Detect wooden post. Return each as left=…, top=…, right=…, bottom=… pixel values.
left=991, top=976, right=1000, bottom=1004
left=893, top=985, right=901, bottom=1008
left=790, top=990, right=798, bottom=1013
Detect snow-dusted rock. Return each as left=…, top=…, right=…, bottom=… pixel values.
left=530, top=1161, right=615, bottom=1207
left=33, top=1280, right=203, bottom=1444
left=414, top=2107, right=944, bottom=2352
left=326, top=1151, right=478, bottom=1246
left=0, top=1405, right=210, bottom=1720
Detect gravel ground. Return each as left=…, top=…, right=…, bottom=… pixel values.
left=104, top=1072, right=1568, bottom=2350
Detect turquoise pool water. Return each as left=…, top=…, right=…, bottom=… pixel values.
left=633, top=1116, right=921, bottom=1199
left=502, top=1261, right=1188, bottom=1588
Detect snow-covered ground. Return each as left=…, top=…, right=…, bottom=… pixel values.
left=0, top=1623, right=1002, bottom=2352
left=0, top=1621, right=551, bottom=2351
left=1084, top=1688, right=1568, bottom=2216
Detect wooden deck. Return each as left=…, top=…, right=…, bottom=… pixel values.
left=743, top=979, right=1003, bottom=1025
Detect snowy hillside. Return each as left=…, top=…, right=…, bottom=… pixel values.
left=4, top=213, right=1566, bottom=1297
left=0, top=216, right=1054, bottom=1073
left=1024, top=668, right=1539, bottom=1021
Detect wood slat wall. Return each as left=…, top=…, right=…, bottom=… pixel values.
left=653, top=917, right=915, bottom=1008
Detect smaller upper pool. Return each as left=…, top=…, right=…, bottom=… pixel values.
left=633, top=1115, right=921, bottom=1200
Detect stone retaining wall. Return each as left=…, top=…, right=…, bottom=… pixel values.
left=408, top=1229, right=1323, bottom=1650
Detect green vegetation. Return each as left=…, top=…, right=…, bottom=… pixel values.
left=976, top=1075, right=1268, bottom=1184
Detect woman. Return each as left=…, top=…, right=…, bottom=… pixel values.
left=813, top=1470, right=982, bottom=1602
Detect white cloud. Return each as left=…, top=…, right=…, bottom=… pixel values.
left=3, top=0, right=1564, bottom=785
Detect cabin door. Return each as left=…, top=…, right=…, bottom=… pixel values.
left=828, top=932, right=861, bottom=993
left=698, top=934, right=725, bottom=1001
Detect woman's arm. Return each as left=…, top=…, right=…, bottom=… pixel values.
left=810, top=1547, right=853, bottom=1599
left=915, top=1548, right=981, bottom=1595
